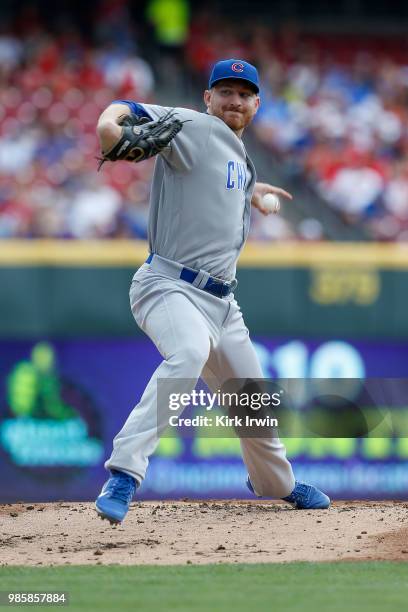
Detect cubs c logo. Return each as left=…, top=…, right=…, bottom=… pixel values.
left=231, top=62, right=244, bottom=73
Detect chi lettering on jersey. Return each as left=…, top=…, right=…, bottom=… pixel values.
left=226, top=160, right=247, bottom=191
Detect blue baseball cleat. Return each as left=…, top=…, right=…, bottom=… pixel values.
left=246, top=477, right=330, bottom=509
left=95, top=470, right=137, bottom=524
left=282, top=481, right=330, bottom=509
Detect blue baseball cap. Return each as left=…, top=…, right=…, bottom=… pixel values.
left=209, top=59, right=259, bottom=93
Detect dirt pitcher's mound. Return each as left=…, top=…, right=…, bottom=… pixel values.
left=1, top=500, right=408, bottom=566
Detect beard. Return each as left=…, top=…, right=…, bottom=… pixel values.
left=221, top=109, right=247, bottom=131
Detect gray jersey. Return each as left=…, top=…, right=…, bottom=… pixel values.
left=141, top=104, right=257, bottom=281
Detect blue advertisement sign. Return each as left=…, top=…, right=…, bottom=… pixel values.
left=1, top=338, right=408, bottom=502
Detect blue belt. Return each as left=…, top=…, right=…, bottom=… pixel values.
left=145, top=254, right=236, bottom=298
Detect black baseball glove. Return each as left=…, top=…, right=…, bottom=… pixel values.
left=97, top=111, right=185, bottom=170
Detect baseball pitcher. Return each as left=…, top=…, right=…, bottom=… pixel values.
left=95, top=59, right=330, bottom=523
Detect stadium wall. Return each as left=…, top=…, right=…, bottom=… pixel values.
left=1, top=240, right=408, bottom=501
left=1, top=240, right=407, bottom=338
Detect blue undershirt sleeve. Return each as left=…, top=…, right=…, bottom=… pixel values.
left=110, top=100, right=153, bottom=120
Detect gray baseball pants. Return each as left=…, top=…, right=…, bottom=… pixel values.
left=105, top=255, right=295, bottom=498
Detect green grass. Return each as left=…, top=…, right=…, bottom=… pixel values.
left=0, top=562, right=407, bottom=612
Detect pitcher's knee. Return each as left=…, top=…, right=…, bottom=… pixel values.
left=170, top=340, right=210, bottom=373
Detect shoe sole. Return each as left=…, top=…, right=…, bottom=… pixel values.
left=94, top=503, right=122, bottom=525
left=296, top=504, right=330, bottom=510
left=288, top=501, right=330, bottom=510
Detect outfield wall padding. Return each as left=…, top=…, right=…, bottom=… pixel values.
left=1, top=240, right=406, bottom=339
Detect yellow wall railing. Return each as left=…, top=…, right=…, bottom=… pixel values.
left=1, top=240, right=408, bottom=268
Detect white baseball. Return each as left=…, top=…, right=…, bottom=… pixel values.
left=262, top=193, right=280, bottom=213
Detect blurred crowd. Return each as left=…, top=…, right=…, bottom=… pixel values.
left=250, top=32, right=408, bottom=241
left=0, top=2, right=156, bottom=239
left=1, top=2, right=408, bottom=241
